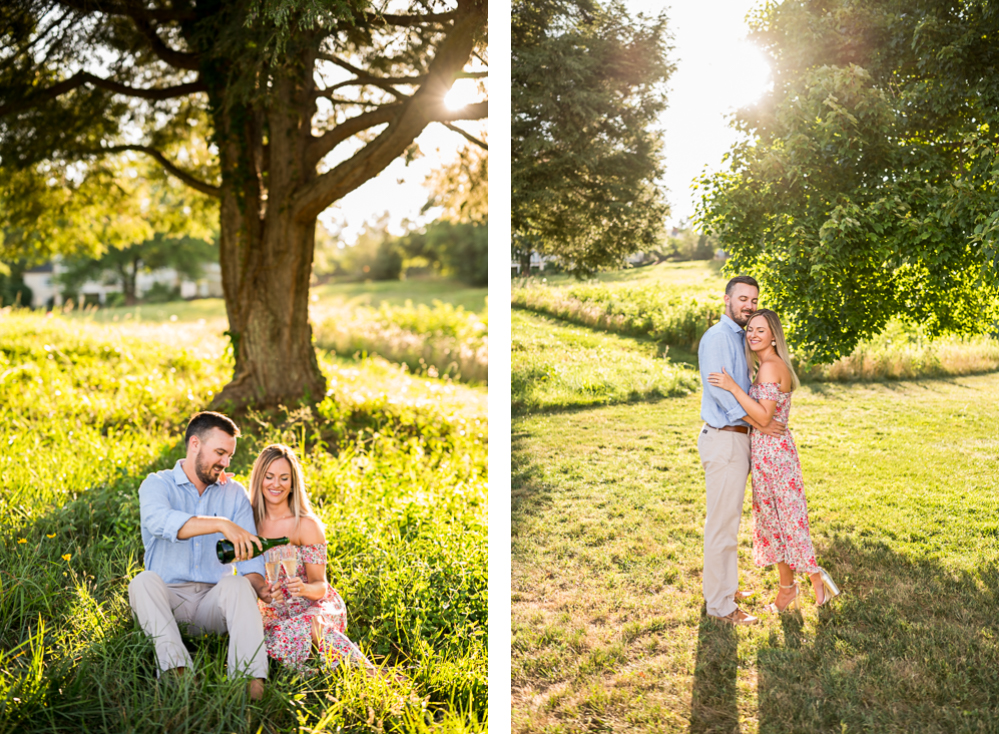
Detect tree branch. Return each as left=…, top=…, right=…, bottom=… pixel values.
left=366, top=11, right=457, bottom=26
left=293, top=1, right=486, bottom=222
left=58, top=0, right=201, bottom=69
left=0, top=72, right=206, bottom=117
left=91, top=145, right=221, bottom=198
left=61, top=0, right=197, bottom=22
left=441, top=121, right=487, bottom=149
left=129, top=16, right=200, bottom=70
left=306, top=105, right=405, bottom=169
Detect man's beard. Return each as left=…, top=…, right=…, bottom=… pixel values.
left=728, top=306, right=754, bottom=327
left=194, top=449, right=223, bottom=485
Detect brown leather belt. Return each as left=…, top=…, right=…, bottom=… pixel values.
left=718, top=425, right=750, bottom=434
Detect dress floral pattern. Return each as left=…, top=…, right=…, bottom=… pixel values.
left=749, top=382, right=819, bottom=574
left=258, top=543, right=374, bottom=674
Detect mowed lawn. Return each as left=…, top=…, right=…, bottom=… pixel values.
left=511, top=374, right=998, bottom=733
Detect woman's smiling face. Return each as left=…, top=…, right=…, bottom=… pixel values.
left=262, top=457, right=293, bottom=512
left=745, top=315, right=773, bottom=353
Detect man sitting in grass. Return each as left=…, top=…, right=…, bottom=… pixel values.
left=128, top=411, right=275, bottom=700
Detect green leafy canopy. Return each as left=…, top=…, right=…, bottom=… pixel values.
left=696, top=0, right=999, bottom=362
left=512, top=0, right=675, bottom=275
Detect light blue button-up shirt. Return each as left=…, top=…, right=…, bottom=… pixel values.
left=699, top=313, right=753, bottom=428
left=138, top=460, right=265, bottom=584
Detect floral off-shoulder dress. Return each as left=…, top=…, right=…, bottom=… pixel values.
left=748, top=382, right=820, bottom=574
left=258, top=543, right=375, bottom=674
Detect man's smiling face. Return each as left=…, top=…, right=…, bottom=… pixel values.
left=724, top=283, right=759, bottom=327
left=191, top=428, right=237, bottom=486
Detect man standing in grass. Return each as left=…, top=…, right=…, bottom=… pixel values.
left=697, top=276, right=783, bottom=625
left=128, top=411, right=273, bottom=699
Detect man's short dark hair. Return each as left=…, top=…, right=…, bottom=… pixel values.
left=725, top=275, right=759, bottom=296
left=185, top=411, right=240, bottom=446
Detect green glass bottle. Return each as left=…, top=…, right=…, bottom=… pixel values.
left=216, top=536, right=289, bottom=564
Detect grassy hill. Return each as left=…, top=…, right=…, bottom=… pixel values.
left=0, top=310, right=487, bottom=733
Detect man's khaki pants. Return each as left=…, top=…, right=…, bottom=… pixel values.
left=128, top=571, right=268, bottom=679
left=698, top=425, right=751, bottom=618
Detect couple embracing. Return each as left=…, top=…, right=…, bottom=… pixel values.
left=698, top=276, right=841, bottom=625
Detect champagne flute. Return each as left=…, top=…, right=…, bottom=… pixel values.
left=280, top=551, right=299, bottom=597
left=264, top=548, right=283, bottom=606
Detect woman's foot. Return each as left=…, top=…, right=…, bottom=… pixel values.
left=813, top=567, right=841, bottom=606
left=762, top=581, right=799, bottom=613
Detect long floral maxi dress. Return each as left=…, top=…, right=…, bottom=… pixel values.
left=748, top=382, right=820, bottom=574
left=258, top=543, right=375, bottom=674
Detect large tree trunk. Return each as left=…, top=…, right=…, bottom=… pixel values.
left=210, top=57, right=326, bottom=409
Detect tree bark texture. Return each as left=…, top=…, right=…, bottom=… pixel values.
left=212, top=54, right=327, bottom=408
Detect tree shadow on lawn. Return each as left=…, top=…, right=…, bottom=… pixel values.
left=511, top=427, right=551, bottom=543
left=800, top=374, right=990, bottom=397
left=755, top=536, right=997, bottom=734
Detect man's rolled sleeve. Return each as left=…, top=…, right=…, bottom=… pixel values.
left=699, top=334, right=747, bottom=424
left=139, top=476, right=193, bottom=543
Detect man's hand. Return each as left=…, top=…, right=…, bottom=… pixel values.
left=757, top=418, right=788, bottom=438
left=218, top=519, right=262, bottom=561
left=245, top=573, right=272, bottom=603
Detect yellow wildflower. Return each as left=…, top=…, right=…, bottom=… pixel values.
left=17, top=538, right=26, bottom=544
left=62, top=554, right=71, bottom=561
left=46, top=533, right=56, bottom=539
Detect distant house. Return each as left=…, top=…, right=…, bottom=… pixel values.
left=510, top=252, right=556, bottom=276
left=22, top=260, right=223, bottom=309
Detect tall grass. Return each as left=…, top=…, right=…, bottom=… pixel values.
left=313, top=300, right=488, bottom=384
left=512, top=310, right=699, bottom=414
left=797, top=319, right=999, bottom=381
left=0, top=310, right=486, bottom=733
left=513, top=277, right=998, bottom=381
left=512, top=281, right=718, bottom=349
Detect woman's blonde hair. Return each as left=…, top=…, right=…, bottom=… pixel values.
left=248, top=444, right=315, bottom=527
left=744, top=309, right=800, bottom=391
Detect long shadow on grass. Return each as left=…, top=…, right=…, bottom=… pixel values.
left=688, top=616, right=739, bottom=734
left=756, top=536, right=998, bottom=734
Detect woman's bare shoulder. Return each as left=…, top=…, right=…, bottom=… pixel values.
left=758, top=359, right=790, bottom=387
left=294, top=515, right=327, bottom=546
left=757, top=359, right=791, bottom=385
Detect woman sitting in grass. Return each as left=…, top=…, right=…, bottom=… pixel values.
left=247, top=443, right=376, bottom=675
left=708, top=309, right=841, bottom=613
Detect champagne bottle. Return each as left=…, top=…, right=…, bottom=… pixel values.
left=216, top=536, right=289, bottom=564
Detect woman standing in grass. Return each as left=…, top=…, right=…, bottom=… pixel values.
left=248, top=443, right=376, bottom=674
left=708, top=309, right=841, bottom=613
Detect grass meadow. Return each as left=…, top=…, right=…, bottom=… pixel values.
left=0, top=308, right=487, bottom=733
left=511, top=376, right=997, bottom=733
left=511, top=261, right=997, bottom=732
left=64, top=277, right=489, bottom=384
left=512, top=262, right=998, bottom=381
left=512, top=310, right=698, bottom=414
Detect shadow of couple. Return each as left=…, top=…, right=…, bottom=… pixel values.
left=688, top=536, right=997, bottom=733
